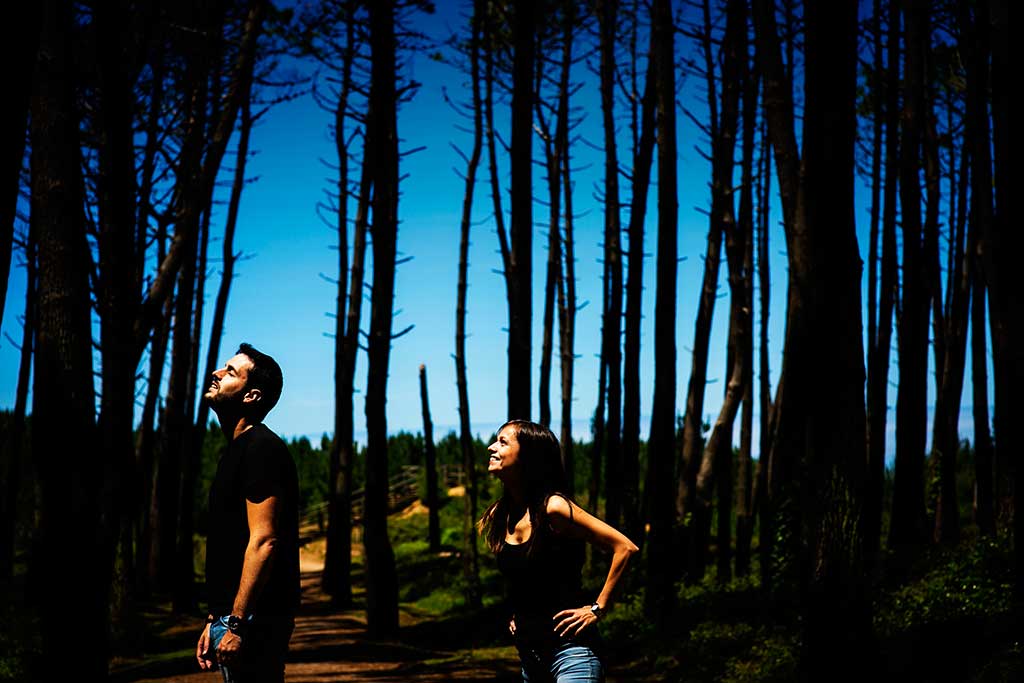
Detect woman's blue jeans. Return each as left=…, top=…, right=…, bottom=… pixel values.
left=518, top=641, right=605, bottom=683
left=208, top=615, right=294, bottom=683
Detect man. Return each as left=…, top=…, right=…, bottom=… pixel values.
left=196, top=343, right=300, bottom=682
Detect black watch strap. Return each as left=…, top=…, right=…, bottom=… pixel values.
left=226, top=615, right=246, bottom=634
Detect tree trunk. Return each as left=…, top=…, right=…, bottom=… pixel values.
left=419, top=365, right=441, bottom=552
left=364, top=0, right=400, bottom=637
left=865, top=0, right=899, bottom=562
left=690, top=0, right=744, bottom=582
left=622, top=27, right=656, bottom=546
left=644, top=0, right=678, bottom=625
left=735, top=4, right=758, bottom=578
left=135, top=231, right=172, bottom=598
left=30, top=2, right=103, bottom=676
left=932, top=101, right=970, bottom=545
left=453, top=0, right=484, bottom=609
left=596, top=0, right=624, bottom=530
left=320, top=0, right=363, bottom=602
left=755, top=93, right=772, bottom=586
left=678, top=0, right=729, bottom=579
left=506, top=0, right=535, bottom=421
left=889, top=0, right=932, bottom=552
left=151, top=41, right=208, bottom=593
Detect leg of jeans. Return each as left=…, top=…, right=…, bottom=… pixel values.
left=518, top=645, right=555, bottom=683
left=550, top=644, right=604, bottom=683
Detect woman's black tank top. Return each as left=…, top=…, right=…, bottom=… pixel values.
left=496, top=527, right=588, bottom=646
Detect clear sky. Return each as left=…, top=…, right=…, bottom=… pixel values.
left=0, top=1, right=987, bottom=462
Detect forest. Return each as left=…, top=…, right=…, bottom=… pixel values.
left=0, top=0, right=1020, bottom=680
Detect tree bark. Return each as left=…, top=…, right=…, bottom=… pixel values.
left=507, top=0, right=535, bottom=421
left=30, top=1, right=102, bottom=675
left=621, top=25, right=656, bottom=546
left=735, top=3, right=758, bottom=578
left=364, top=0, right=400, bottom=637
left=596, top=0, right=624, bottom=529
left=644, top=0, right=678, bottom=625
left=689, top=0, right=744, bottom=582
left=677, top=1, right=727, bottom=570
left=419, top=365, right=441, bottom=552
left=865, top=0, right=899, bottom=561
left=454, top=0, right=485, bottom=609
left=890, top=0, right=932, bottom=551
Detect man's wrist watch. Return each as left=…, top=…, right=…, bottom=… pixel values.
left=226, top=614, right=247, bottom=635
left=590, top=602, right=604, bottom=620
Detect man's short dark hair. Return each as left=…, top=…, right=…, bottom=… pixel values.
left=237, top=343, right=283, bottom=421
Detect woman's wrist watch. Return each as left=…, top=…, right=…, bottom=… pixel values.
left=590, top=602, right=604, bottom=619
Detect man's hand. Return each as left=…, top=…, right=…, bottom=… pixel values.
left=508, top=616, right=517, bottom=636
left=196, top=623, right=215, bottom=670
left=216, top=629, right=243, bottom=668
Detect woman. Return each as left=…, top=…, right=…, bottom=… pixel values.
left=480, top=420, right=639, bottom=682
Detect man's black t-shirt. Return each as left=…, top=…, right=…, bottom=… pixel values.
left=206, top=423, right=300, bottom=617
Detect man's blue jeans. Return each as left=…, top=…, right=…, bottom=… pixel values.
left=208, top=615, right=294, bottom=683
left=518, top=641, right=605, bottom=683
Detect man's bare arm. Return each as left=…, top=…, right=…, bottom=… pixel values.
left=215, top=495, right=280, bottom=666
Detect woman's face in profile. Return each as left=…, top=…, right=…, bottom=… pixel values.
left=487, top=424, right=522, bottom=478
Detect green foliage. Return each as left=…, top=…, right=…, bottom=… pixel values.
left=874, top=533, right=1014, bottom=636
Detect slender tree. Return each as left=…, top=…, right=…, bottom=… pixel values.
left=889, top=0, right=933, bottom=552
left=452, top=0, right=485, bottom=608
left=363, top=0, right=400, bottom=637
left=596, top=0, right=624, bottom=529
left=621, top=8, right=656, bottom=546
left=690, top=0, right=746, bottom=581
left=419, top=365, right=441, bottom=552
left=677, top=0, right=727, bottom=578
left=644, top=0, right=678, bottom=624
left=864, top=0, right=899, bottom=561
left=507, top=0, right=536, bottom=420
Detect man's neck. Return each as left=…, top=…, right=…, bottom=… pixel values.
left=219, top=413, right=258, bottom=442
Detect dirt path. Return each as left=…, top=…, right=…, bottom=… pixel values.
left=111, top=541, right=521, bottom=682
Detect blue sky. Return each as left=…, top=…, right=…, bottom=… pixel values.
left=0, top=1, right=990, bottom=463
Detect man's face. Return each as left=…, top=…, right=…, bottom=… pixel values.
left=204, top=353, right=256, bottom=409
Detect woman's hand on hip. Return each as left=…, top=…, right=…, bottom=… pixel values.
left=553, top=605, right=599, bottom=638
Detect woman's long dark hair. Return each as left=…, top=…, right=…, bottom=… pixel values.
left=478, top=420, right=574, bottom=554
